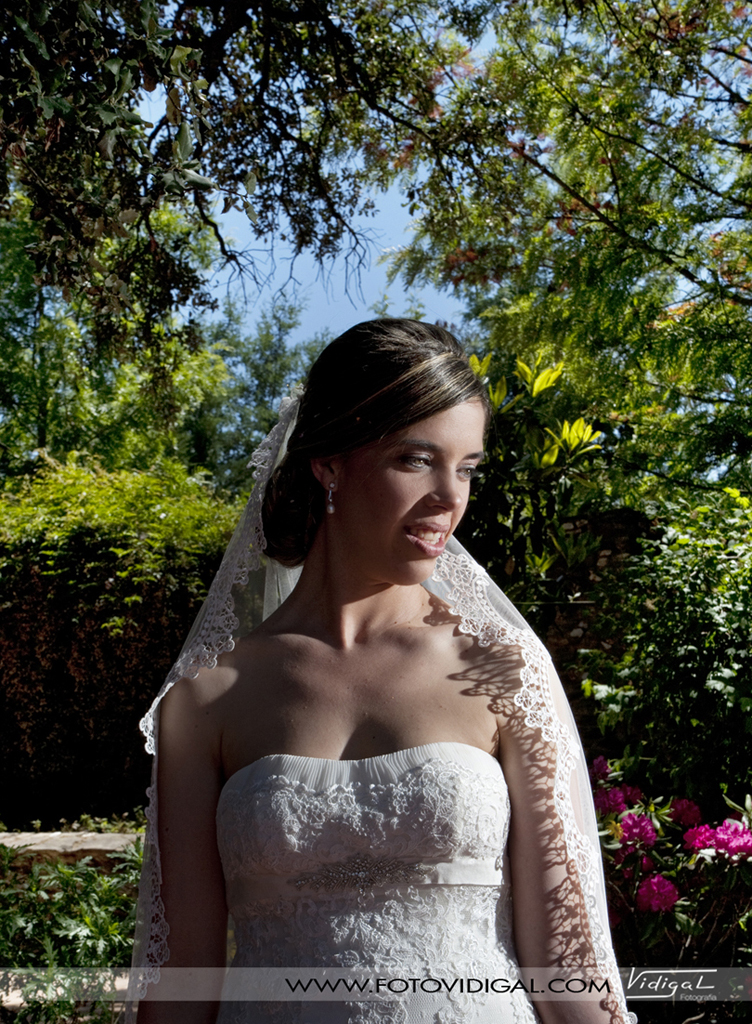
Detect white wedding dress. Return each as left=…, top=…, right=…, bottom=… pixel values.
left=215, top=741, right=539, bottom=1024
left=127, top=387, right=635, bottom=1024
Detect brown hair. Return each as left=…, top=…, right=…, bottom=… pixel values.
left=262, top=318, right=489, bottom=565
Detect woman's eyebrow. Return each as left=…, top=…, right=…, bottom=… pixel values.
left=397, top=438, right=485, bottom=460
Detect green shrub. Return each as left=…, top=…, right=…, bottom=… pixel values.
left=54, top=812, right=146, bottom=835
left=581, top=490, right=752, bottom=818
left=459, top=354, right=611, bottom=634
left=591, top=757, right=752, bottom=971
left=0, top=841, right=141, bottom=1023
left=0, top=457, right=240, bottom=829
left=0, top=845, right=140, bottom=968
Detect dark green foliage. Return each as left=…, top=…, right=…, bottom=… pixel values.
left=1, top=0, right=496, bottom=296
left=0, top=843, right=140, bottom=1023
left=1, top=0, right=213, bottom=299
left=0, top=843, right=140, bottom=968
left=581, top=492, right=752, bottom=819
left=0, top=203, right=228, bottom=478
left=457, top=353, right=612, bottom=635
left=0, top=458, right=239, bottom=829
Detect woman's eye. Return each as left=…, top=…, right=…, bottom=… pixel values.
left=401, top=455, right=432, bottom=468
left=459, top=466, right=482, bottom=481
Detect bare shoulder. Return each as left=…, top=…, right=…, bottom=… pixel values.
left=426, top=592, right=529, bottom=667
left=161, top=624, right=283, bottom=705
left=158, top=635, right=263, bottom=742
left=160, top=626, right=307, bottom=734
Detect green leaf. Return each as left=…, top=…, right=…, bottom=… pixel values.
left=515, top=358, right=532, bottom=385
left=174, top=121, right=193, bottom=162
left=14, top=16, right=50, bottom=59
left=540, top=440, right=560, bottom=467
left=531, top=361, right=563, bottom=397
left=113, top=68, right=134, bottom=103
left=489, top=376, right=507, bottom=409
left=96, top=106, right=118, bottom=126
left=169, top=45, right=194, bottom=73
left=182, top=169, right=216, bottom=190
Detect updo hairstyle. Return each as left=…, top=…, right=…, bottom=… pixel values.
left=262, top=318, right=489, bottom=566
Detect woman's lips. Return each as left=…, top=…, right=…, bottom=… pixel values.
left=404, top=526, right=448, bottom=557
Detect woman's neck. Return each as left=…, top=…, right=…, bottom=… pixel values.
left=273, top=532, right=432, bottom=650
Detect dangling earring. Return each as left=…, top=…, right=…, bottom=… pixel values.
left=326, top=481, right=336, bottom=514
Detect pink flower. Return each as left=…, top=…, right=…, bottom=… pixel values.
left=636, top=875, right=679, bottom=913
left=622, top=784, right=644, bottom=806
left=684, top=825, right=716, bottom=851
left=669, top=798, right=702, bottom=827
left=713, top=820, right=752, bottom=860
left=620, top=813, right=657, bottom=849
left=641, top=856, right=655, bottom=872
left=594, top=787, right=627, bottom=815
left=590, top=756, right=611, bottom=782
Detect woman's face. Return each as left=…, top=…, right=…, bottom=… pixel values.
left=317, top=399, right=487, bottom=586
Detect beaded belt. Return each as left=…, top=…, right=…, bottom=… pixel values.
left=226, top=853, right=503, bottom=909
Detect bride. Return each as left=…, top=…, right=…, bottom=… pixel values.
left=131, top=319, right=634, bottom=1024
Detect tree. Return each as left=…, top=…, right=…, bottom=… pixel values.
left=1, top=0, right=494, bottom=301
left=0, top=198, right=227, bottom=476
left=380, top=0, right=752, bottom=494
left=1, top=0, right=218, bottom=305
left=179, top=295, right=329, bottom=490
left=0, top=189, right=332, bottom=488
left=456, top=351, right=611, bottom=631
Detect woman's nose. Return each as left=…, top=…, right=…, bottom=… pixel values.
left=428, top=475, right=465, bottom=510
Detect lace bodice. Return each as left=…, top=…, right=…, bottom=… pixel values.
left=215, top=742, right=538, bottom=1024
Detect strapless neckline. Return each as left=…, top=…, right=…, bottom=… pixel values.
left=220, top=741, right=501, bottom=796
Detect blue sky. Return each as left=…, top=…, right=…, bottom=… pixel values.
left=207, top=183, right=464, bottom=346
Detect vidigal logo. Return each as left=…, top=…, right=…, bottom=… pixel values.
left=624, top=969, right=718, bottom=1001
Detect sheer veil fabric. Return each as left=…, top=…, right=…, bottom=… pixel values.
left=126, top=391, right=635, bottom=1024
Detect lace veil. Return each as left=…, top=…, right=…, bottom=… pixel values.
left=127, top=388, right=634, bottom=1023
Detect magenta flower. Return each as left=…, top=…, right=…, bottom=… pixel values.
left=713, top=820, right=752, bottom=860
left=594, top=787, right=627, bottom=815
left=622, top=784, right=644, bottom=806
left=636, top=875, right=679, bottom=912
left=590, top=756, right=611, bottom=782
left=669, top=798, right=702, bottom=827
left=683, top=824, right=716, bottom=851
left=641, top=856, right=655, bottom=873
left=620, top=813, right=657, bottom=849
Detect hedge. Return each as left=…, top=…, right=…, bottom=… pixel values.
left=0, top=457, right=239, bottom=829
